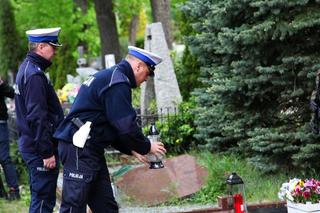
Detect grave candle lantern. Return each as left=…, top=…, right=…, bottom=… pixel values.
left=146, top=123, right=164, bottom=169
left=226, top=172, right=248, bottom=213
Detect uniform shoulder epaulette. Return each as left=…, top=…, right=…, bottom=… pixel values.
left=21, top=61, right=47, bottom=85
left=98, top=68, right=130, bottom=96
left=108, top=69, right=130, bottom=87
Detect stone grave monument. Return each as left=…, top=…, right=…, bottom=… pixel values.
left=115, top=154, right=208, bottom=206
left=140, top=22, right=182, bottom=117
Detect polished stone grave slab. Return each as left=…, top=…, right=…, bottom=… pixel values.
left=116, top=154, right=208, bottom=206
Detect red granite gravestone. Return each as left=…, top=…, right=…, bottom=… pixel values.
left=115, top=154, right=208, bottom=206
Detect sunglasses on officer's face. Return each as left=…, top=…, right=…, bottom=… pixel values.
left=44, top=43, right=57, bottom=50
left=50, top=45, right=57, bottom=50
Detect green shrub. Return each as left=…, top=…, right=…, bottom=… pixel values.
left=157, top=99, right=197, bottom=154
left=174, top=46, right=201, bottom=101
left=9, top=142, right=28, bottom=184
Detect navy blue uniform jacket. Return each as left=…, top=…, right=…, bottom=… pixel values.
left=54, top=60, right=151, bottom=155
left=15, top=52, right=64, bottom=159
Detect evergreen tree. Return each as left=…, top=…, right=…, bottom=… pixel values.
left=182, top=0, right=320, bottom=173
left=0, top=0, right=22, bottom=78
left=174, top=2, right=202, bottom=100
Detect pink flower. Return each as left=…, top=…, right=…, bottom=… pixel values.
left=316, top=186, right=320, bottom=194
left=280, top=178, right=320, bottom=204
left=294, top=186, right=302, bottom=195
left=303, top=190, right=311, bottom=199
left=305, top=180, right=317, bottom=190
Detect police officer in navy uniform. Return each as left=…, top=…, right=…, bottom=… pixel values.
left=0, top=77, right=20, bottom=200
left=54, top=46, right=167, bottom=213
left=15, top=27, right=64, bottom=213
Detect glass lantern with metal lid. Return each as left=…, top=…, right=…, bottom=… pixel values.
left=146, top=123, right=164, bottom=169
left=226, top=172, right=248, bottom=213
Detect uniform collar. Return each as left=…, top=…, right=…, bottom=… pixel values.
left=118, top=59, right=137, bottom=88
left=26, top=51, right=52, bottom=71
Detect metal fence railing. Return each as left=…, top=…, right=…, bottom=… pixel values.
left=136, top=107, right=178, bottom=128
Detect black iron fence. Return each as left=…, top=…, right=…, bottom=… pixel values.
left=136, top=107, right=178, bottom=128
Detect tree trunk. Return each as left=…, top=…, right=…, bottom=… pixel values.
left=73, top=0, right=88, bottom=58
left=129, top=14, right=139, bottom=46
left=93, top=0, right=121, bottom=66
left=0, top=0, right=21, bottom=78
left=150, top=0, right=173, bottom=49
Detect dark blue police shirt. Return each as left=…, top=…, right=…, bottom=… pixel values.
left=15, top=52, right=64, bottom=159
left=54, top=60, right=151, bottom=155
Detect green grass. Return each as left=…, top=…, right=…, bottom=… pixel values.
left=0, top=199, right=28, bottom=213
left=0, top=185, right=30, bottom=213
left=166, top=151, right=289, bottom=205
left=0, top=151, right=301, bottom=209
left=0, top=184, right=62, bottom=212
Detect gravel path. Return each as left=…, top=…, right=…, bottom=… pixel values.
left=119, top=204, right=217, bottom=213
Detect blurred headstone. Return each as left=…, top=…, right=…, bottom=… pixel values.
left=115, top=154, right=208, bottom=206
left=8, top=71, right=14, bottom=85
left=88, top=57, right=103, bottom=70
left=66, top=74, right=82, bottom=85
left=105, top=54, right=116, bottom=68
left=76, top=67, right=98, bottom=77
left=173, top=43, right=185, bottom=59
left=141, top=22, right=182, bottom=116
left=77, top=46, right=87, bottom=67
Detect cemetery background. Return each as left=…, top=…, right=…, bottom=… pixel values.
left=1, top=0, right=320, bottom=212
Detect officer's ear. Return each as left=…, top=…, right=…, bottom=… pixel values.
left=136, top=61, right=144, bottom=72
left=37, top=43, right=46, bottom=51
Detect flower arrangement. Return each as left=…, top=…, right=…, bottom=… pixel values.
left=279, top=178, right=320, bottom=204
left=57, top=83, right=80, bottom=104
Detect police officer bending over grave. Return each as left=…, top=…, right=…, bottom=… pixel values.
left=15, top=28, right=64, bottom=213
left=54, top=46, right=167, bottom=213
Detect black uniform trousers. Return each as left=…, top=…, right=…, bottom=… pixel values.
left=58, top=141, right=118, bottom=213
left=21, top=152, right=59, bottom=213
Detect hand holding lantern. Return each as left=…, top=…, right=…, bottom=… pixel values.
left=147, top=123, right=166, bottom=169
